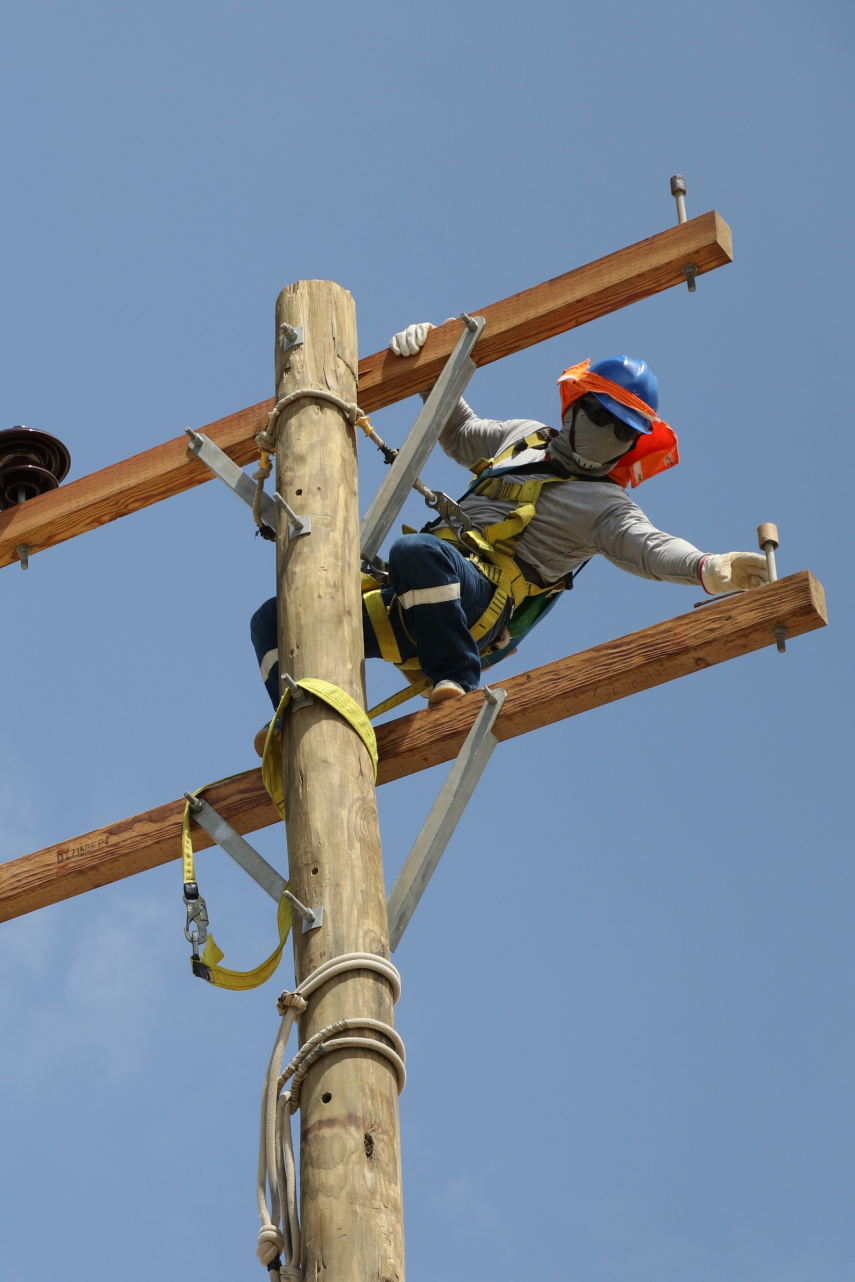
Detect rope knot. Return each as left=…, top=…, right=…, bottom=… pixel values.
left=256, top=1225, right=284, bottom=1267
left=277, top=990, right=308, bottom=1015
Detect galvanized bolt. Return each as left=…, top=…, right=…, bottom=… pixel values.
left=16, top=542, right=30, bottom=570
left=280, top=323, right=299, bottom=343
left=771, top=625, right=788, bottom=654
left=274, top=491, right=303, bottom=531
left=460, top=312, right=479, bottom=333
left=282, top=888, right=316, bottom=925
left=682, top=264, right=699, bottom=293
left=670, top=174, right=688, bottom=223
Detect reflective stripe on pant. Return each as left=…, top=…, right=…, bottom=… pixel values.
left=250, top=534, right=504, bottom=709
left=376, top=534, right=500, bottom=691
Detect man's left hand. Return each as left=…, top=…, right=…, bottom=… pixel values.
left=701, top=551, right=769, bottom=594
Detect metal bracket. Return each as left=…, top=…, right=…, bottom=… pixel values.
left=283, top=889, right=324, bottom=934
left=283, top=672, right=314, bottom=710
left=386, top=685, right=506, bottom=951
left=279, top=323, right=304, bottom=355
left=359, top=313, right=486, bottom=564
left=184, top=428, right=279, bottom=528
left=183, top=792, right=287, bottom=902
left=274, top=491, right=311, bottom=540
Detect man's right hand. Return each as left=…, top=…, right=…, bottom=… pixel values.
left=390, top=322, right=435, bottom=357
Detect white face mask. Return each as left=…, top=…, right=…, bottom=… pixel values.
left=552, top=404, right=637, bottom=475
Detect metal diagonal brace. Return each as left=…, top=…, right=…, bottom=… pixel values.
left=386, top=685, right=506, bottom=951
left=184, top=793, right=324, bottom=933
left=359, top=314, right=486, bottom=565
left=184, top=429, right=280, bottom=529
left=184, top=792, right=286, bottom=903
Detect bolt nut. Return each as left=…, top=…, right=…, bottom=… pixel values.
left=757, top=522, right=779, bottom=551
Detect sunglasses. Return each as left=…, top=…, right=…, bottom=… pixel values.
left=578, top=394, right=640, bottom=443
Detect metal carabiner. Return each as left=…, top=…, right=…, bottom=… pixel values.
left=183, top=892, right=210, bottom=958
left=425, top=490, right=474, bottom=533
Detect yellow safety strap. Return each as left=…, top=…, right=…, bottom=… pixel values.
left=181, top=773, right=293, bottom=991
left=474, top=477, right=544, bottom=503
left=180, top=681, right=376, bottom=993
left=367, top=675, right=432, bottom=719
left=262, top=677, right=379, bottom=819
left=469, top=431, right=549, bottom=477
left=481, top=501, right=538, bottom=548
left=196, top=893, right=293, bottom=991
left=362, top=432, right=564, bottom=677
left=363, top=590, right=403, bottom=664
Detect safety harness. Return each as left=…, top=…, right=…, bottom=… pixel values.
left=361, top=429, right=580, bottom=689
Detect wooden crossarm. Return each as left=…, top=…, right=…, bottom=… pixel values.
left=0, top=212, right=731, bottom=571
left=0, top=571, right=825, bottom=924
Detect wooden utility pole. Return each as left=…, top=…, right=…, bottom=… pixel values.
left=273, top=281, right=404, bottom=1282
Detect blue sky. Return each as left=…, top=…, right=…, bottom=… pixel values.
left=0, top=2, right=852, bottom=1280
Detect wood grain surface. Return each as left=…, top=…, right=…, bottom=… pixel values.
left=0, top=572, right=825, bottom=925
left=272, top=281, right=404, bottom=1281
left=0, top=212, right=731, bottom=570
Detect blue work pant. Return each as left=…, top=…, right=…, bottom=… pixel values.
left=250, top=534, right=503, bottom=708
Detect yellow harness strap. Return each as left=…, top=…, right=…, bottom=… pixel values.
left=262, top=677, right=378, bottom=819
left=364, top=430, right=565, bottom=685
left=367, top=675, right=432, bottom=719
left=363, top=590, right=403, bottom=664
left=181, top=680, right=377, bottom=993
left=196, top=894, right=293, bottom=991
left=469, top=430, right=549, bottom=477
left=181, top=773, right=294, bottom=991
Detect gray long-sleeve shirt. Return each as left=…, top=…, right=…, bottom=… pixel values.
left=437, top=399, right=705, bottom=587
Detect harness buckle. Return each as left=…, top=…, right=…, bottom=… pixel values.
left=183, top=892, right=210, bottom=958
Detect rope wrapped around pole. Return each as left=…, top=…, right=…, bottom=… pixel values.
left=255, top=953, right=404, bottom=1280
left=250, top=388, right=443, bottom=545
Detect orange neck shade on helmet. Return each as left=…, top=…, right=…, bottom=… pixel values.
left=557, top=359, right=679, bottom=489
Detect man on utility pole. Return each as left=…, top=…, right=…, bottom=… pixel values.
left=251, top=324, right=769, bottom=724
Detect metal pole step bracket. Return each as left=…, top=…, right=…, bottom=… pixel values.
left=184, top=428, right=280, bottom=528
left=184, top=793, right=323, bottom=931
left=184, top=792, right=286, bottom=903
left=359, top=314, right=486, bottom=565
left=386, top=685, right=506, bottom=951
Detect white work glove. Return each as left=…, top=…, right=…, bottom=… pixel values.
left=390, top=322, right=434, bottom=357
left=701, top=551, right=769, bottom=594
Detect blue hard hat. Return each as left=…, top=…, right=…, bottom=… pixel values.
left=588, top=355, right=660, bottom=435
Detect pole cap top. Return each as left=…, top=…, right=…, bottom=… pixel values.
left=757, top=522, right=779, bottom=549
left=670, top=174, right=687, bottom=196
